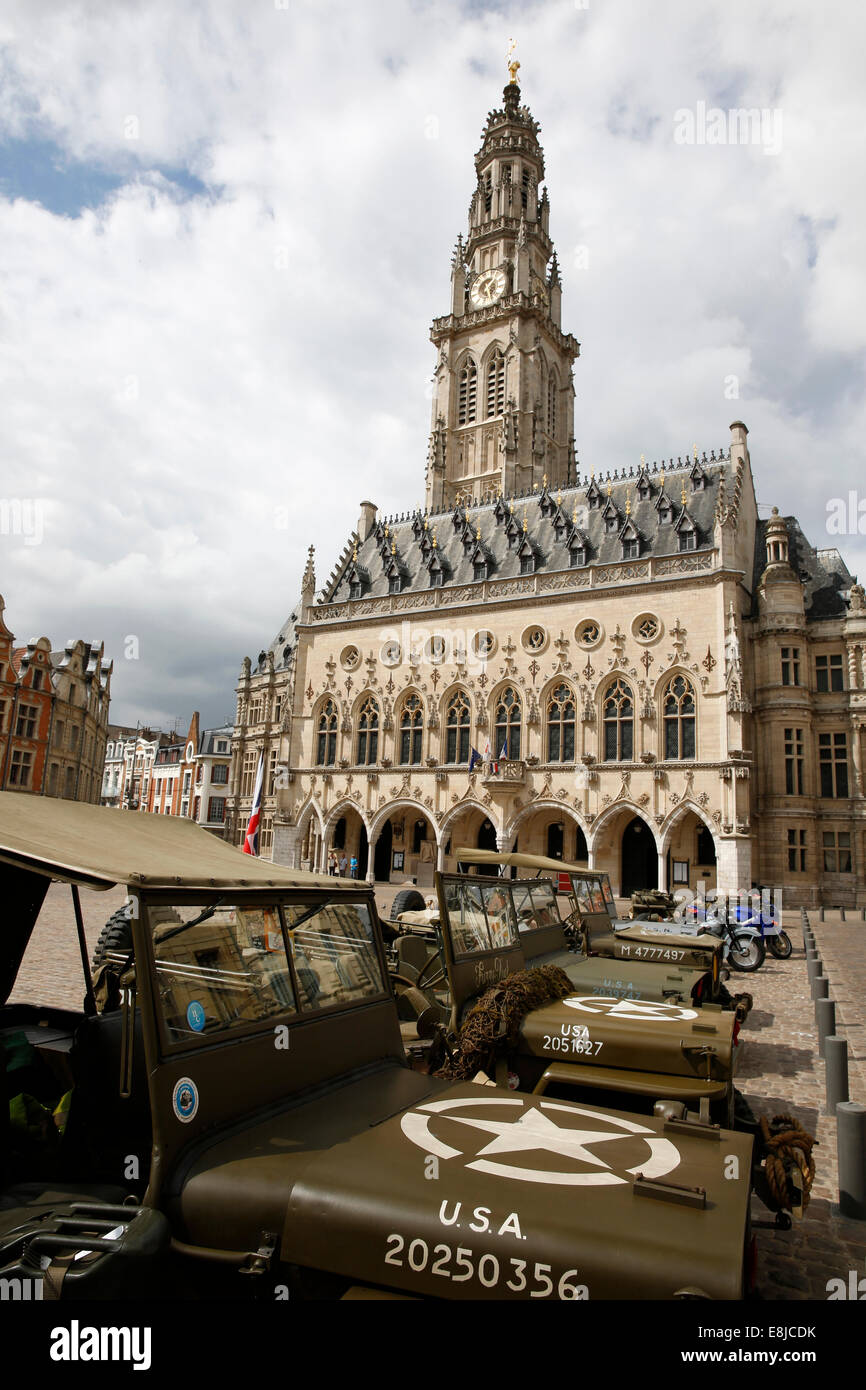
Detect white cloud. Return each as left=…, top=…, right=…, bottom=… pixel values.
left=0, top=0, right=864, bottom=726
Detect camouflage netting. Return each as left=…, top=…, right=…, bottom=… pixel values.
left=435, top=965, right=574, bottom=1082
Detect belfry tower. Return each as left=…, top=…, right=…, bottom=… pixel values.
left=425, top=65, right=580, bottom=513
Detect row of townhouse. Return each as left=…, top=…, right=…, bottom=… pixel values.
left=0, top=594, right=111, bottom=803
left=102, top=711, right=233, bottom=836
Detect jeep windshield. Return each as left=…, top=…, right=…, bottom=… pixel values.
left=148, top=897, right=386, bottom=1046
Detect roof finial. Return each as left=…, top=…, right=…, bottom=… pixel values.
left=693, top=443, right=698, bottom=460
left=681, top=482, right=688, bottom=507
left=542, top=472, right=548, bottom=489
left=625, top=490, right=631, bottom=517
left=432, top=528, right=438, bottom=549
left=506, top=37, right=520, bottom=85
left=352, top=539, right=358, bottom=562
left=640, top=453, right=645, bottom=467
left=391, top=541, right=396, bottom=555
left=660, top=464, right=665, bottom=489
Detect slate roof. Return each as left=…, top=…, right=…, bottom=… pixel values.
left=752, top=516, right=857, bottom=621
left=327, top=457, right=727, bottom=606
left=255, top=608, right=300, bottom=676
left=198, top=725, right=234, bottom=755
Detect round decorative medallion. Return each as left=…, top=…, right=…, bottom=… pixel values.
left=575, top=620, right=603, bottom=648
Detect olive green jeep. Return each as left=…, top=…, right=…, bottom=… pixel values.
left=0, top=792, right=756, bottom=1300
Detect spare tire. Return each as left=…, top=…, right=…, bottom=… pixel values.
left=90, top=905, right=134, bottom=971
left=390, top=888, right=427, bottom=921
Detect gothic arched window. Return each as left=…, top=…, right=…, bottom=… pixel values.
left=547, top=683, right=575, bottom=762
left=486, top=351, right=505, bottom=418
left=316, top=699, right=337, bottom=766
left=664, top=675, right=696, bottom=760
left=445, top=690, right=471, bottom=764
left=495, top=687, right=521, bottom=761
left=356, top=695, right=379, bottom=766
left=399, top=694, right=423, bottom=766
left=458, top=359, right=477, bottom=425
left=603, top=678, right=634, bottom=761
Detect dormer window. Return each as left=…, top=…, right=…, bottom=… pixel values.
left=570, top=547, right=586, bottom=568
left=623, top=538, right=639, bottom=559
left=679, top=530, right=697, bottom=552
left=637, top=481, right=651, bottom=501
left=430, top=570, right=444, bottom=588
left=605, top=514, right=618, bottom=534
left=520, top=554, right=535, bottom=576
left=388, top=575, right=401, bottom=594
left=658, top=505, right=671, bottom=524
left=349, top=581, right=362, bottom=600
left=474, top=560, right=488, bottom=582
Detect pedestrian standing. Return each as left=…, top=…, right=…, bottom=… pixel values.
left=339, top=853, right=348, bottom=877
left=350, top=855, right=358, bottom=879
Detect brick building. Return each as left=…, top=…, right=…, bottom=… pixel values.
left=0, top=594, right=111, bottom=802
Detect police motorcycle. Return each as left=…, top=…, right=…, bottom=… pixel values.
left=684, top=905, right=767, bottom=973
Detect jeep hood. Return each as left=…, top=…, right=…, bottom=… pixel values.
left=282, top=1082, right=752, bottom=1300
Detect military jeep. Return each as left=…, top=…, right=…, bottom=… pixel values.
left=0, top=792, right=755, bottom=1300
left=434, top=869, right=740, bottom=1127
left=455, top=850, right=727, bottom=986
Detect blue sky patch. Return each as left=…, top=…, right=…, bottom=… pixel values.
left=0, top=136, right=211, bottom=216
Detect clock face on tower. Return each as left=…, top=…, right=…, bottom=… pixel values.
left=470, top=266, right=506, bottom=308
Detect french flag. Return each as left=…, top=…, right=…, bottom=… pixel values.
left=242, top=753, right=264, bottom=856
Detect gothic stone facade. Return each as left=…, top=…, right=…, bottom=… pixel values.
left=228, top=82, right=866, bottom=909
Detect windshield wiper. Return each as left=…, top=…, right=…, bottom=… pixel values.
left=157, top=897, right=227, bottom=944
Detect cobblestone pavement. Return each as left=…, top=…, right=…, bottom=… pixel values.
left=736, top=910, right=866, bottom=1300
left=9, top=883, right=866, bottom=1301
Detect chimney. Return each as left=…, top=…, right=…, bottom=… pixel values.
left=358, top=501, right=377, bottom=541
left=729, top=420, right=749, bottom=467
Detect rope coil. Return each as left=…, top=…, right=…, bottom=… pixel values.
left=760, top=1113, right=817, bottom=1213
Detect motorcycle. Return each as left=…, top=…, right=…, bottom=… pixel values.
left=728, top=901, right=792, bottom=960
left=686, top=906, right=767, bottom=973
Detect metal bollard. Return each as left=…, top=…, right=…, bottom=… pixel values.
left=861, top=907, right=866, bottom=922
left=837, top=1102, right=866, bottom=1220
left=826, top=1036, right=849, bottom=1113
left=812, top=976, right=829, bottom=1006
left=820, top=906, right=825, bottom=922
left=806, top=956, right=822, bottom=985
left=840, top=907, right=846, bottom=922
left=816, top=997, right=835, bottom=1058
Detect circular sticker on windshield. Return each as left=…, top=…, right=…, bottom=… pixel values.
left=172, top=1077, right=199, bottom=1123
left=186, top=1000, right=206, bottom=1033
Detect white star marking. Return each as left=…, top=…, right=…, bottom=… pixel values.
left=400, top=1098, right=681, bottom=1186
left=563, top=995, right=697, bottom=1022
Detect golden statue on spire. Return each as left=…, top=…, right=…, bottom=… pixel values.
left=506, top=38, right=520, bottom=85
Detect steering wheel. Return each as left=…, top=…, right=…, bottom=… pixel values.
left=414, top=952, right=447, bottom=993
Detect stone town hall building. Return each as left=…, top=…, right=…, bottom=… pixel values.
left=228, top=76, right=866, bottom=909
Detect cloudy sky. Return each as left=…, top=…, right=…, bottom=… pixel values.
left=1, top=0, right=864, bottom=731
